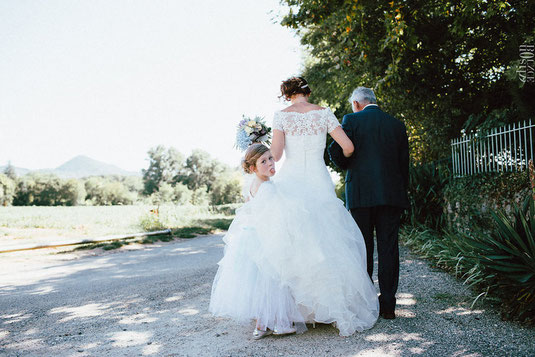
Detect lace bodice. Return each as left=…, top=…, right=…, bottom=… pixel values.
left=270, top=108, right=340, bottom=199
left=272, top=108, right=340, bottom=136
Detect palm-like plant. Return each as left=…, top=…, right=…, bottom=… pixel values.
left=461, top=195, right=535, bottom=321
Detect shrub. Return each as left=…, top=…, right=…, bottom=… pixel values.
left=459, top=195, right=535, bottom=322
left=139, top=212, right=167, bottom=231
left=402, top=195, right=535, bottom=324
left=403, top=160, right=451, bottom=230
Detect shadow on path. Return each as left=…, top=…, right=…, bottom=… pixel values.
left=0, top=235, right=533, bottom=356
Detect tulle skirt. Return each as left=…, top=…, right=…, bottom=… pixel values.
left=209, top=181, right=379, bottom=336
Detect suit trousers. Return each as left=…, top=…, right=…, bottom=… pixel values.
left=350, top=206, right=401, bottom=313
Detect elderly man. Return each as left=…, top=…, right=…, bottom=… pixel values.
left=328, top=87, right=409, bottom=319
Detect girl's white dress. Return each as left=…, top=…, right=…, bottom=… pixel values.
left=209, top=108, right=379, bottom=336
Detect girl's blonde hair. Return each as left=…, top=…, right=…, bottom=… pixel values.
left=241, top=143, right=270, bottom=174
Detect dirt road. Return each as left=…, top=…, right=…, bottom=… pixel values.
left=1, top=235, right=533, bottom=356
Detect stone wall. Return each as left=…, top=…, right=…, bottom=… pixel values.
left=443, top=171, right=532, bottom=232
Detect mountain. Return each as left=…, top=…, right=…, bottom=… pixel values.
left=52, top=155, right=141, bottom=178
left=1, top=156, right=141, bottom=178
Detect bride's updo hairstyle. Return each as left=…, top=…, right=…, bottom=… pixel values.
left=242, top=143, right=270, bottom=174
left=280, top=76, right=312, bottom=101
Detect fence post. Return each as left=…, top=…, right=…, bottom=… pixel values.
left=529, top=159, right=535, bottom=201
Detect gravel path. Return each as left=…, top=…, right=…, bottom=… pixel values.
left=1, top=234, right=534, bottom=356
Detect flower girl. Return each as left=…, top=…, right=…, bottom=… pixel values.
left=209, top=143, right=306, bottom=339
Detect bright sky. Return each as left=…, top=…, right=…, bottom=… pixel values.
left=0, top=0, right=303, bottom=172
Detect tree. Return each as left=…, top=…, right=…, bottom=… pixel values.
left=31, top=173, right=61, bottom=206
left=13, top=173, right=61, bottom=206
left=173, top=183, right=193, bottom=205
left=120, top=175, right=143, bottom=195
left=84, top=176, right=135, bottom=205
left=57, top=179, right=86, bottom=206
left=100, top=181, right=135, bottom=205
left=3, top=161, right=16, bottom=180
left=190, top=185, right=210, bottom=205
left=13, top=175, right=35, bottom=206
left=142, top=146, right=185, bottom=195
left=210, top=171, right=243, bottom=205
left=148, top=182, right=192, bottom=205
left=181, top=149, right=226, bottom=192
left=142, top=146, right=236, bottom=204
left=281, top=0, right=535, bottom=164
left=0, top=174, right=16, bottom=206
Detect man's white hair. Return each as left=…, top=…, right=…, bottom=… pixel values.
left=349, top=87, right=377, bottom=104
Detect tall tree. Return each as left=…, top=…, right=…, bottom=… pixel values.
left=181, top=149, right=226, bottom=192
left=281, top=0, right=535, bottom=163
left=3, top=161, right=16, bottom=180
left=0, top=174, right=16, bottom=206
left=142, top=146, right=185, bottom=195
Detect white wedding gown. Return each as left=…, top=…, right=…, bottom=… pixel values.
left=209, top=108, right=379, bottom=336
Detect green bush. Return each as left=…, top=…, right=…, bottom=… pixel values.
left=402, top=226, right=469, bottom=275
left=458, top=196, right=535, bottom=322
left=139, top=213, right=167, bottom=231
left=335, top=176, right=346, bottom=203
left=403, top=160, right=451, bottom=230
left=402, top=195, right=535, bottom=324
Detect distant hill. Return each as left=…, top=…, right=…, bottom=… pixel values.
left=52, top=155, right=141, bottom=178
left=0, top=165, right=30, bottom=177
left=1, top=155, right=141, bottom=178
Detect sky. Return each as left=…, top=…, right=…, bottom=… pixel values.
left=0, top=0, right=304, bottom=172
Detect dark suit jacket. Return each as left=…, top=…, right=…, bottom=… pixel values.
left=328, top=105, right=409, bottom=209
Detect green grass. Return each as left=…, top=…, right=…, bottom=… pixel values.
left=432, top=293, right=459, bottom=303
left=0, top=205, right=152, bottom=237
left=74, top=217, right=233, bottom=251
left=0, top=204, right=237, bottom=251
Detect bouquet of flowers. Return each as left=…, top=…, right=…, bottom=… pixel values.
left=235, top=115, right=272, bottom=151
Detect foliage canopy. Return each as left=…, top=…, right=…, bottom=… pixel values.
left=280, top=0, right=535, bottom=163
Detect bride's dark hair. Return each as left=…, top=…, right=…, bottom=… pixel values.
left=242, top=144, right=270, bottom=174
left=280, top=76, right=312, bottom=101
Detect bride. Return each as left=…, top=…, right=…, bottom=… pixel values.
left=209, top=77, right=379, bottom=338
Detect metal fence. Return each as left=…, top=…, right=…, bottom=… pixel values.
left=451, top=119, right=534, bottom=177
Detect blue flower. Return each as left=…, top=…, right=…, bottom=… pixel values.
left=235, top=115, right=272, bottom=151
left=236, top=129, right=252, bottom=151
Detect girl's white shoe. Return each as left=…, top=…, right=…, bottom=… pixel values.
left=252, top=328, right=272, bottom=340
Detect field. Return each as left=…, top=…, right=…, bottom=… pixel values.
left=0, top=204, right=237, bottom=250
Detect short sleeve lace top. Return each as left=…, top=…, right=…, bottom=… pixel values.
left=272, top=108, right=340, bottom=136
